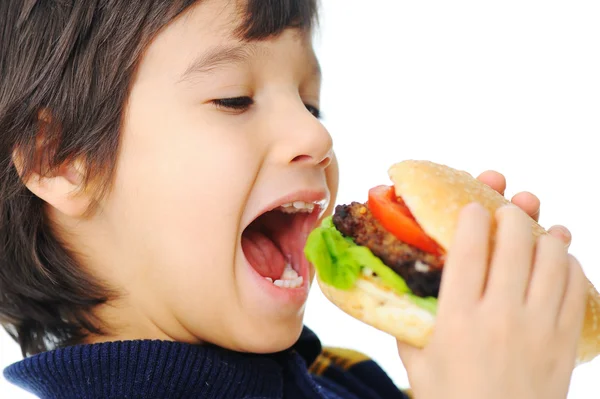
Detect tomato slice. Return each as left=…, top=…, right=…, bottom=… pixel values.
left=368, top=185, right=444, bottom=257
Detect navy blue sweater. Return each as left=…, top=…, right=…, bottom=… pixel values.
left=4, top=327, right=412, bottom=399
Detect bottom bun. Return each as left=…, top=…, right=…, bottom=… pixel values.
left=317, top=276, right=435, bottom=348
left=577, top=280, right=600, bottom=365
left=317, top=276, right=600, bottom=366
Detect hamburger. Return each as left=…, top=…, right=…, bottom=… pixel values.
left=304, top=160, right=600, bottom=365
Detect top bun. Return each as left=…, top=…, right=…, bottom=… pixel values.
left=388, top=160, right=547, bottom=251
left=387, top=160, right=600, bottom=365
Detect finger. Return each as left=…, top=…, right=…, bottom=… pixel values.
left=526, top=234, right=570, bottom=319
left=558, top=255, right=587, bottom=335
left=510, top=191, right=541, bottom=222
left=485, top=205, right=535, bottom=303
left=477, top=170, right=506, bottom=196
left=396, top=340, right=421, bottom=370
left=548, top=225, right=572, bottom=249
left=437, top=202, right=491, bottom=311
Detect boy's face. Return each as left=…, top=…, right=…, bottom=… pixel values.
left=68, top=0, right=337, bottom=353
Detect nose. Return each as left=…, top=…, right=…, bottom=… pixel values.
left=291, top=149, right=332, bottom=168
left=272, top=102, right=333, bottom=169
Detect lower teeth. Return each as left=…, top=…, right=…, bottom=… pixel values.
left=281, top=265, right=298, bottom=279
left=273, top=276, right=303, bottom=288
left=265, top=263, right=303, bottom=288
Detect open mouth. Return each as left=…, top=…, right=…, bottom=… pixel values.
left=241, top=200, right=326, bottom=289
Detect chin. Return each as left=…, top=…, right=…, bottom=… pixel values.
left=232, top=315, right=306, bottom=354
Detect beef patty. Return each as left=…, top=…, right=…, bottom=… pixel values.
left=332, top=202, right=442, bottom=297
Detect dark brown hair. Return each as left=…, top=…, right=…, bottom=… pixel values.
left=0, top=0, right=318, bottom=357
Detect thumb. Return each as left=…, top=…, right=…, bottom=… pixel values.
left=396, top=340, right=421, bottom=370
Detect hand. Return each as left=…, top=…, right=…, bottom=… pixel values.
left=477, top=170, right=572, bottom=246
left=397, top=204, right=587, bottom=399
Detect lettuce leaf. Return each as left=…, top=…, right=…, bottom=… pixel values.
left=304, top=216, right=438, bottom=315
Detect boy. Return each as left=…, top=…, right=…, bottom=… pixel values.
left=0, top=1, right=585, bottom=398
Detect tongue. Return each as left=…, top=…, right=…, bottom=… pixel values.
left=242, top=210, right=320, bottom=281
left=242, top=230, right=286, bottom=279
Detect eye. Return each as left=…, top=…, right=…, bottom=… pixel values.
left=305, top=104, right=321, bottom=119
left=212, top=96, right=321, bottom=118
left=212, top=96, right=254, bottom=113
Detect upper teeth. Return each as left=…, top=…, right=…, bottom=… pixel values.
left=279, top=201, right=316, bottom=213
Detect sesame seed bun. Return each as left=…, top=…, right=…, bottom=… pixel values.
left=317, top=160, right=600, bottom=365
left=388, top=160, right=547, bottom=251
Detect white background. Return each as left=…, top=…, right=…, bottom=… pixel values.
left=2, top=1, right=599, bottom=397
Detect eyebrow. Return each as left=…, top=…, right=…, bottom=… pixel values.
left=178, top=42, right=323, bottom=83
left=178, top=44, right=258, bottom=83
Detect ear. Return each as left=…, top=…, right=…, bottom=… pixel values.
left=12, top=116, right=93, bottom=218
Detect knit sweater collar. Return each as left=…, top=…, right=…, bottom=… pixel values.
left=4, top=327, right=323, bottom=399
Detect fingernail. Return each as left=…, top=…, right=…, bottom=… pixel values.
left=497, top=203, right=518, bottom=213
left=464, top=202, right=486, bottom=214
left=554, top=226, right=572, bottom=241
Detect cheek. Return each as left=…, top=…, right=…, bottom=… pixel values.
left=109, top=124, right=258, bottom=279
